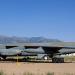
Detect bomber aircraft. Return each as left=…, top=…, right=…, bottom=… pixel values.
left=0, top=42, right=75, bottom=63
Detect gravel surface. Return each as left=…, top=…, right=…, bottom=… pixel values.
left=0, top=62, right=75, bottom=75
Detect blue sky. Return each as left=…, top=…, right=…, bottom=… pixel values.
left=0, top=0, right=75, bottom=41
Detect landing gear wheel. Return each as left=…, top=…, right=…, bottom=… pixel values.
left=2, top=56, right=6, bottom=60
left=52, top=57, right=64, bottom=63
left=0, top=58, right=1, bottom=60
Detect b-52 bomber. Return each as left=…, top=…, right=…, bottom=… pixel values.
left=0, top=42, right=75, bottom=63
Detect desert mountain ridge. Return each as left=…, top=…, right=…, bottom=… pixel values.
left=0, top=35, right=62, bottom=44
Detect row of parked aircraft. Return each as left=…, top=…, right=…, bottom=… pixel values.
left=0, top=42, right=75, bottom=63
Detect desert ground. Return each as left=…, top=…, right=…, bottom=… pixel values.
left=0, top=60, right=75, bottom=75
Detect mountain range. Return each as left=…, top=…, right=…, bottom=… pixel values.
left=0, top=35, right=62, bottom=44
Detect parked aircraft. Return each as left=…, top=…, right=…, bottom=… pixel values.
left=0, top=42, right=75, bottom=63
left=0, top=46, right=36, bottom=59
left=22, top=46, right=75, bottom=62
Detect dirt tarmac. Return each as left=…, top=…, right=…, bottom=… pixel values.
left=0, top=61, right=75, bottom=75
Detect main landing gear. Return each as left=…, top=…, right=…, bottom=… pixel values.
left=52, top=57, right=64, bottom=63
left=2, top=56, right=7, bottom=60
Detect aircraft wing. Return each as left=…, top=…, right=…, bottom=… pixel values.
left=1, top=42, right=75, bottom=55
